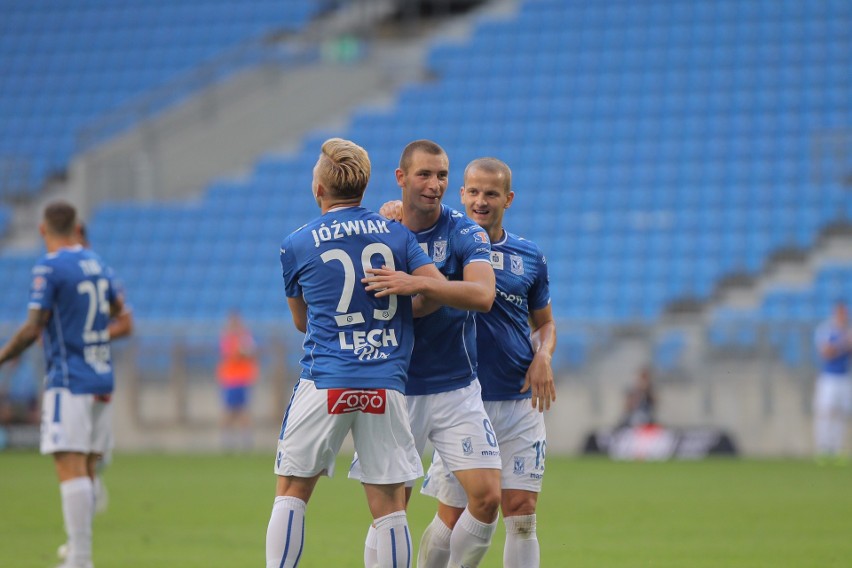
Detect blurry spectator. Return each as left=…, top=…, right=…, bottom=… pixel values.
left=217, top=310, right=259, bottom=451
left=813, top=301, right=852, bottom=465
left=619, top=366, right=657, bottom=429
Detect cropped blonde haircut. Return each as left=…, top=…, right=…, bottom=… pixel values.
left=316, top=138, right=371, bottom=200
left=464, top=157, right=512, bottom=195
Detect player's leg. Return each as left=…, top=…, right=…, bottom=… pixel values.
left=43, top=388, right=97, bottom=568
left=363, top=483, right=412, bottom=568
left=834, top=379, right=852, bottom=463
left=814, top=377, right=835, bottom=460
left=266, top=379, right=351, bottom=568
left=91, top=394, right=114, bottom=513
left=355, top=391, right=429, bottom=567
left=490, top=399, right=547, bottom=568
left=354, top=389, right=421, bottom=568
left=448, top=468, right=501, bottom=568
left=428, top=382, right=502, bottom=568
left=54, top=452, right=95, bottom=568
left=419, top=452, right=464, bottom=568
left=501, top=490, right=539, bottom=568
left=266, top=475, right=318, bottom=568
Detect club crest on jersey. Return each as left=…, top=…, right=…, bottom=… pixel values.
left=510, top=255, right=524, bottom=275
left=490, top=251, right=504, bottom=270
left=432, top=240, right=447, bottom=263
left=513, top=456, right=525, bottom=475
left=462, top=437, right=473, bottom=456
left=327, top=388, right=387, bottom=414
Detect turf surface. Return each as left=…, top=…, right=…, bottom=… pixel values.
left=2, top=452, right=850, bottom=567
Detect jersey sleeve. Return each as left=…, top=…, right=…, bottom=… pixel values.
left=100, top=262, right=120, bottom=307
left=280, top=235, right=302, bottom=298
left=405, top=230, right=433, bottom=273
left=528, top=246, right=552, bottom=311
left=455, top=216, right=491, bottom=266
left=27, top=262, right=55, bottom=311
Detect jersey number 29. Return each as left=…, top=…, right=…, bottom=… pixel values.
left=321, top=244, right=397, bottom=326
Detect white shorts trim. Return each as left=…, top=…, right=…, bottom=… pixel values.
left=421, top=398, right=546, bottom=506
left=40, top=387, right=113, bottom=455
left=275, top=379, right=422, bottom=484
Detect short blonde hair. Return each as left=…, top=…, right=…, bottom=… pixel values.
left=316, top=138, right=371, bottom=200
left=464, top=157, right=512, bottom=195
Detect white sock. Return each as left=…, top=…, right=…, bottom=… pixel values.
left=364, top=524, right=378, bottom=568
left=417, top=514, right=452, bottom=568
left=447, top=508, right=497, bottom=568
left=60, top=477, right=94, bottom=566
left=503, top=514, right=539, bottom=568
left=266, top=496, right=306, bottom=568
left=93, top=475, right=108, bottom=514
left=374, top=511, right=412, bottom=568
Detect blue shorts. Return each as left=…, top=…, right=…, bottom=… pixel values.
left=222, top=385, right=250, bottom=410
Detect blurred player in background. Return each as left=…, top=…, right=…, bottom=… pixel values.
left=0, top=201, right=124, bottom=568
left=56, top=222, right=135, bottom=561
left=217, top=309, right=259, bottom=451
left=813, top=301, right=852, bottom=464
left=266, top=137, right=445, bottom=568
left=354, top=140, right=499, bottom=568
left=75, top=222, right=134, bottom=514
left=386, top=157, right=556, bottom=567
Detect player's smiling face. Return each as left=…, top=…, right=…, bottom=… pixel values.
left=398, top=150, right=449, bottom=215
left=460, top=167, right=513, bottom=234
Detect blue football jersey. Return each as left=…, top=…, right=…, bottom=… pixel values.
left=477, top=230, right=551, bottom=401
left=406, top=205, right=492, bottom=396
left=280, top=206, right=432, bottom=392
left=28, top=245, right=118, bottom=395
left=815, top=319, right=851, bottom=376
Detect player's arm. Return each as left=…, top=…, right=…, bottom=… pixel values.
left=411, top=263, right=445, bottom=318
left=364, top=261, right=495, bottom=313
left=521, top=304, right=557, bottom=412
left=818, top=335, right=848, bottom=359
left=107, top=296, right=132, bottom=339
left=287, top=296, right=308, bottom=333
left=108, top=308, right=134, bottom=339
left=0, top=308, right=50, bottom=366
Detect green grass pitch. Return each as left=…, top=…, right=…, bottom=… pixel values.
left=2, top=452, right=851, bottom=567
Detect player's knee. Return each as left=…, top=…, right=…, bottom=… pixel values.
left=501, top=490, right=537, bottom=517
left=467, top=484, right=501, bottom=521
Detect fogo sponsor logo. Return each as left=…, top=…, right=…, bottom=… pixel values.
left=327, top=388, right=387, bottom=414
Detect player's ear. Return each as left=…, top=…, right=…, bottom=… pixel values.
left=505, top=190, right=515, bottom=209
left=395, top=168, right=405, bottom=189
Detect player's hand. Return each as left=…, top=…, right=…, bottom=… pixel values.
left=379, top=200, right=404, bottom=221
left=521, top=351, right=556, bottom=412
left=362, top=266, right=422, bottom=297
